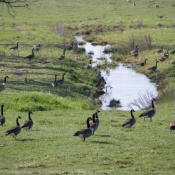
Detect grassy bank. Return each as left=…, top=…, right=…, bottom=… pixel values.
left=0, top=0, right=175, bottom=174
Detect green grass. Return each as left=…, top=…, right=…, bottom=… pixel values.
left=0, top=0, right=175, bottom=174
left=0, top=108, right=175, bottom=174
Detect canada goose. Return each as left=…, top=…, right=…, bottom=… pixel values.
left=24, top=48, right=35, bottom=60
left=139, top=99, right=156, bottom=121
left=56, top=73, right=65, bottom=85
left=58, top=49, right=66, bottom=60
left=170, top=50, right=175, bottom=55
left=130, top=45, right=139, bottom=57
left=0, top=105, right=5, bottom=126
left=21, top=111, right=33, bottom=130
left=88, top=112, right=99, bottom=135
left=155, top=46, right=163, bottom=54
left=52, top=74, right=58, bottom=87
left=86, top=60, right=92, bottom=69
left=158, top=49, right=169, bottom=62
left=137, top=59, right=147, bottom=67
left=10, top=42, right=19, bottom=50
left=148, top=60, right=158, bottom=72
left=68, top=42, right=74, bottom=50
left=5, top=116, right=21, bottom=139
left=0, top=76, right=8, bottom=92
left=170, top=121, right=175, bottom=132
left=122, top=109, right=136, bottom=127
left=73, top=117, right=94, bottom=141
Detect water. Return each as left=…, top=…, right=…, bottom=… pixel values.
left=75, top=36, right=158, bottom=111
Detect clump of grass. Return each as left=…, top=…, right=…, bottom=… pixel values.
left=108, top=98, right=121, bottom=108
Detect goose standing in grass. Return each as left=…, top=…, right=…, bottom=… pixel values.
left=21, top=111, right=33, bottom=131
left=52, top=74, right=58, bottom=87
left=130, top=45, right=139, bottom=58
left=158, top=49, right=169, bottom=62
left=10, top=42, right=19, bottom=51
left=137, top=59, right=147, bottom=67
left=0, top=76, right=8, bottom=92
left=0, top=105, right=5, bottom=126
left=56, top=73, right=65, bottom=85
left=24, top=48, right=35, bottom=60
left=58, top=49, right=66, bottom=60
left=122, top=109, right=136, bottom=127
left=88, top=113, right=98, bottom=135
left=73, top=117, right=94, bottom=141
left=94, top=110, right=100, bottom=131
left=139, top=99, right=156, bottom=121
left=170, top=121, right=175, bottom=132
left=155, top=46, right=163, bottom=54
left=86, top=60, right=92, bottom=69
left=148, top=60, right=158, bottom=72
left=5, top=116, right=21, bottom=139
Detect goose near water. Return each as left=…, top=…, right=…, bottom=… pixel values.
left=5, top=116, right=22, bottom=139
left=130, top=45, right=139, bottom=57
left=122, top=109, right=136, bottom=127
left=148, top=60, right=158, bottom=72
left=139, top=99, right=156, bottom=121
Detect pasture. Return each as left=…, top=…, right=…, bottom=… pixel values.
left=0, top=0, right=175, bottom=174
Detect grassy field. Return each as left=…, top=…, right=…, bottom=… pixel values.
left=0, top=0, right=175, bottom=174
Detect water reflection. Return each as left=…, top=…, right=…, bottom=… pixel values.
left=75, top=36, right=158, bottom=110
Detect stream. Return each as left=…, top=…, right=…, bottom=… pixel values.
left=75, top=36, right=158, bottom=111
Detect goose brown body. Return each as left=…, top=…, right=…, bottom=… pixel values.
left=122, top=109, right=136, bottom=127
left=56, top=73, right=65, bottom=85
left=21, top=111, right=33, bottom=130
left=131, top=45, right=139, bottom=57
left=139, top=99, right=156, bottom=121
left=24, top=48, right=35, bottom=60
left=73, top=117, right=94, bottom=141
left=10, top=42, right=19, bottom=50
left=148, top=60, right=158, bottom=72
left=5, top=116, right=21, bottom=138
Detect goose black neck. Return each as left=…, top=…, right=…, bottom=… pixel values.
left=4, top=77, right=7, bottom=83
left=152, top=100, right=155, bottom=108
left=131, top=110, right=135, bottom=118
left=28, top=112, right=32, bottom=120
left=62, top=74, right=65, bottom=80
left=16, top=117, right=20, bottom=126
left=86, top=118, right=90, bottom=128
left=1, top=105, right=4, bottom=115
left=55, top=75, right=57, bottom=81
left=145, top=59, right=147, bottom=64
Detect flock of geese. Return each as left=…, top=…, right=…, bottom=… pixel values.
left=0, top=107, right=34, bottom=139
left=131, top=45, right=175, bottom=72
left=1, top=41, right=175, bottom=140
